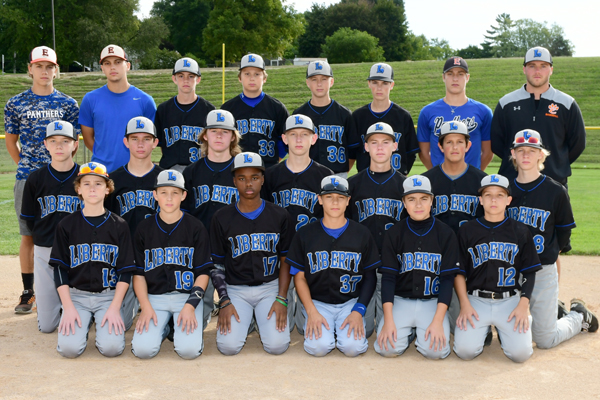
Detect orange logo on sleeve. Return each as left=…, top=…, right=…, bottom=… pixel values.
left=546, top=103, right=559, bottom=118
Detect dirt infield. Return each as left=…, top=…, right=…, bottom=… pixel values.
left=1, top=255, right=599, bottom=399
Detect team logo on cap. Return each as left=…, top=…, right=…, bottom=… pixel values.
left=183, top=59, right=191, bottom=67
left=523, top=130, right=531, bottom=140
left=248, top=55, right=256, bottom=62
left=42, top=49, right=49, bottom=57
left=108, top=47, right=114, bottom=54
left=331, top=177, right=339, bottom=186
left=454, top=57, right=461, bottom=65
left=315, top=62, right=322, bottom=70
left=534, top=49, right=542, bottom=58
left=490, top=175, right=500, bottom=183
left=375, top=124, right=383, bottom=131
left=54, top=122, right=63, bottom=130
left=136, top=120, right=144, bottom=129
left=168, top=172, right=177, bottom=181
left=377, top=65, right=385, bottom=74
left=450, top=122, right=458, bottom=131
left=244, top=154, right=253, bottom=163
left=412, top=178, right=422, bottom=187
left=548, top=103, right=559, bottom=115
left=216, top=113, right=225, bottom=122
left=295, top=116, right=303, bottom=125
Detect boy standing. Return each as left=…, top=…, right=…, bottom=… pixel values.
left=507, top=129, right=597, bottom=348
left=50, top=162, right=136, bottom=358
left=5, top=46, right=80, bottom=313
left=155, top=57, right=215, bottom=172
left=453, top=175, right=541, bottom=363
left=79, top=45, right=156, bottom=172
left=131, top=170, right=213, bottom=359
left=351, top=63, right=419, bottom=175
left=221, top=54, right=289, bottom=169
left=286, top=176, right=380, bottom=356
left=20, top=121, right=81, bottom=332
left=417, top=57, right=493, bottom=170
left=292, top=61, right=359, bottom=177
left=210, top=152, right=294, bottom=355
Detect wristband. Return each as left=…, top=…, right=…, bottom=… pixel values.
left=351, top=302, right=366, bottom=317
left=185, top=286, right=205, bottom=309
left=219, top=300, right=232, bottom=309
left=275, top=298, right=288, bottom=307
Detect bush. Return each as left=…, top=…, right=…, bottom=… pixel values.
left=139, top=48, right=182, bottom=70
left=320, top=27, right=385, bottom=64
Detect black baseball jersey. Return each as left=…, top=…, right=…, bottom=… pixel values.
left=423, top=165, right=487, bottom=233
left=181, top=157, right=238, bottom=229
left=285, top=219, right=381, bottom=304
left=105, top=164, right=163, bottom=237
left=457, top=217, right=542, bottom=293
left=490, top=84, right=586, bottom=184
left=381, top=216, right=460, bottom=299
left=133, top=213, right=214, bottom=294
left=292, top=100, right=360, bottom=173
left=347, top=168, right=406, bottom=252
left=507, top=175, right=576, bottom=265
left=49, top=211, right=136, bottom=292
left=20, top=163, right=81, bottom=247
left=351, top=103, right=420, bottom=174
left=221, top=93, right=289, bottom=168
left=210, top=200, right=294, bottom=286
left=154, top=96, right=216, bottom=168
left=261, top=159, right=333, bottom=231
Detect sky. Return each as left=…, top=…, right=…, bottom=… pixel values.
left=136, top=0, right=599, bottom=57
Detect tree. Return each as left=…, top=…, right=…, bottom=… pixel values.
left=405, top=33, right=434, bottom=61
left=127, top=16, right=172, bottom=69
left=297, top=4, right=330, bottom=58
left=202, top=0, right=304, bottom=62
left=429, top=38, right=454, bottom=60
left=483, top=13, right=517, bottom=58
left=321, top=27, right=385, bottom=64
left=370, top=0, right=410, bottom=61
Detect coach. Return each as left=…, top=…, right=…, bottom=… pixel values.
left=490, top=46, right=586, bottom=185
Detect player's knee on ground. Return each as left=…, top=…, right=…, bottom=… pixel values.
left=217, top=336, right=246, bottom=356
left=96, top=337, right=125, bottom=358
left=453, top=339, right=483, bottom=361
left=131, top=341, right=161, bottom=359
left=501, top=342, right=533, bottom=363
left=262, top=335, right=290, bottom=355
left=174, top=341, right=203, bottom=360
left=337, top=339, right=368, bottom=357
left=57, top=338, right=87, bottom=359
left=38, top=319, right=60, bottom=334
left=304, top=337, right=335, bottom=357
left=417, top=344, right=450, bottom=360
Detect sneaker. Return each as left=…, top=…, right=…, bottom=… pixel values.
left=558, top=299, right=569, bottom=319
left=570, top=299, right=599, bottom=333
left=15, top=290, right=36, bottom=314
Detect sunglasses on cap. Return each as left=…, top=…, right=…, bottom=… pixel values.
left=321, top=179, right=349, bottom=195
left=515, top=136, right=540, bottom=144
left=79, top=163, right=109, bottom=177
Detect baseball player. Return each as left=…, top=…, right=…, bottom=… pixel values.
left=154, top=57, right=216, bottom=172
left=375, top=175, right=459, bottom=359
left=49, top=162, right=136, bottom=358
left=453, top=174, right=542, bottom=363
left=221, top=54, right=289, bottom=169
left=20, top=121, right=81, bottom=333
left=507, top=129, right=597, bottom=348
left=4, top=46, right=80, bottom=314
left=292, top=61, right=359, bottom=177
left=261, top=114, right=333, bottom=333
left=210, top=152, right=294, bottom=355
left=351, top=63, right=420, bottom=175
left=423, top=120, right=487, bottom=335
left=181, top=109, right=241, bottom=327
left=131, top=170, right=213, bottom=359
left=490, top=46, right=586, bottom=186
left=79, top=44, right=156, bottom=173
left=286, top=175, right=380, bottom=357
left=417, top=56, right=493, bottom=170
left=347, top=122, right=407, bottom=338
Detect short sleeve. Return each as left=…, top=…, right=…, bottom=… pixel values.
left=78, top=93, right=93, bottom=128
left=278, top=209, right=295, bottom=255
left=439, top=228, right=460, bottom=276
left=192, top=221, right=214, bottom=275
left=20, top=178, right=36, bottom=220
left=49, top=221, right=70, bottom=270
left=143, top=95, right=157, bottom=122
left=380, top=228, right=400, bottom=275
left=284, top=231, right=306, bottom=272
left=479, top=104, right=493, bottom=142
left=416, top=108, right=430, bottom=143
left=518, top=228, right=542, bottom=274
left=4, top=100, right=19, bottom=135
left=132, top=226, right=146, bottom=275
left=361, top=231, right=382, bottom=270
left=64, top=99, right=81, bottom=139
left=209, top=214, right=227, bottom=262
left=115, top=221, right=136, bottom=274
left=555, top=187, right=576, bottom=230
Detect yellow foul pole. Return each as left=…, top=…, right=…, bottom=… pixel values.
left=222, top=43, right=225, bottom=105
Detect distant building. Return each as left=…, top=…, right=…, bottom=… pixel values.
left=292, top=57, right=328, bottom=66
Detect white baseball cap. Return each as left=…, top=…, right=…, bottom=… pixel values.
left=439, top=121, right=470, bottom=144
left=206, top=110, right=236, bottom=131
left=240, top=54, right=265, bottom=70
left=368, top=63, right=394, bottom=82
left=285, top=114, right=315, bottom=134
left=155, top=169, right=186, bottom=191
left=125, top=117, right=157, bottom=138
left=403, top=175, right=433, bottom=197
left=479, top=174, right=510, bottom=194
left=512, top=129, right=544, bottom=150
left=320, top=175, right=350, bottom=196
left=100, top=44, right=128, bottom=63
left=29, top=46, right=58, bottom=65
left=306, top=61, right=333, bottom=78
left=231, top=152, right=265, bottom=174
left=524, top=46, right=553, bottom=65
left=364, top=122, right=395, bottom=142
left=173, top=57, right=201, bottom=76
left=46, top=120, right=76, bottom=140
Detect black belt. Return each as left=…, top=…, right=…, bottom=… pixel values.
left=468, top=289, right=518, bottom=299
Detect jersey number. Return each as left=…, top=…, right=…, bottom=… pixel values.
left=497, top=267, right=516, bottom=287
left=391, top=154, right=401, bottom=171
left=175, top=271, right=194, bottom=290
left=258, top=140, right=275, bottom=158
left=423, top=276, right=440, bottom=296
left=296, top=214, right=317, bottom=231
left=102, top=268, right=117, bottom=288
left=340, top=274, right=362, bottom=294
left=326, top=146, right=346, bottom=163
left=263, top=256, right=278, bottom=276
left=533, top=234, right=545, bottom=254
left=189, top=147, right=201, bottom=163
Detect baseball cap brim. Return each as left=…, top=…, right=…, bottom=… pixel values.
left=367, top=76, right=393, bottom=82
left=30, top=57, right=58, bottom=65
left=403, top=188, right=433, bottom=197
left=206, top=123, right=236, bottom=131
left=478, top=184, right=510, bottom=195
left=320, top=189, right=350, bottom=196
left=364, top=131, right=396, bottom=142
left=155, top=182, right=186, bottom=191
left=231, top=165, right=265, bottom=174
left=512, top=142, right=544, bottom=150
left=438, top=132, right=470, bottom=144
